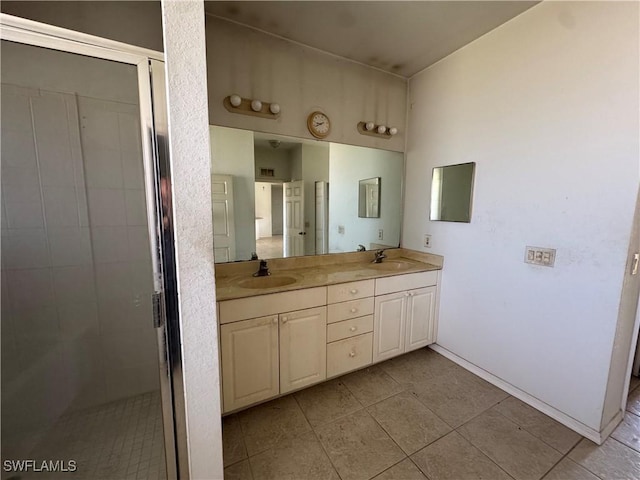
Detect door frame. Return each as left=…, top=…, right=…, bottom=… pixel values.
left=0, top=13, right=185, bottom=479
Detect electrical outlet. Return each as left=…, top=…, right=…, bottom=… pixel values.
left=378, top=229, right=384, bottom=240
left=423, top=234, right=432, bottom=248
left=525, top=246, right=556, bottom=267
left=338, top=225, right=345, bottom=234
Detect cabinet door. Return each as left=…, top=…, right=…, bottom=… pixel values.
left=220, top=315, right=279, bottom=413
left=373, top=292, right=407, bottom=362
left=405, top=287, right=437, bottom=352
left=280, top=306, right=327, bottom=394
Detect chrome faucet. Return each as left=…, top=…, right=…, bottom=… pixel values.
left=357, top=244, right=366, bottom=252
left=253, top=259, right=271, bottom=277
left=372, top=250, right=387, bottom=263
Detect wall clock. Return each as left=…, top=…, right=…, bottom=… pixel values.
left=307, top=111, right=331, bottom=139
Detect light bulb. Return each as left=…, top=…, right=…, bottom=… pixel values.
left=377, top=125, right=387, bottom=134
left=365, top=121, right=375, bottom=131
left=269, top=103, right=280, bottom=114
left=389, top=127, right=398, bottom=136
left=251, top=99, right=262, bottom=112
left=229, top=94, right=242, bottom=107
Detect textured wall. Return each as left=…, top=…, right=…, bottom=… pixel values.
left=404, top=1, right=639, bottom=434
left=205, top=15, right=407, bottom=152
left=161, top=1, right=223, bottom=478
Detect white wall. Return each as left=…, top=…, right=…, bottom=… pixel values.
left=254, top=146, right=292, bottom=182
left=329, top=143, right=403, bottom=253
left=210, top=125, right=256, bottom=261
left=404, top=1, right=639, bottom=434
left=255, top=183, right=272, bottom=238
left=162, top=1, right=223, bottom=477
left=205, top=15, right=407, bottom=152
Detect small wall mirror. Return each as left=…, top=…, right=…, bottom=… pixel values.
left=430, top=162, right=475, bottom=222
left=358, top=177, right=381, bottom=218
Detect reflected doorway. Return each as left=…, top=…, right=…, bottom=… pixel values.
left=255, top=182, right=284, bottom=259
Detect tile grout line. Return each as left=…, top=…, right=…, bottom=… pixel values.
left=294, top=393, right=345, bottom=480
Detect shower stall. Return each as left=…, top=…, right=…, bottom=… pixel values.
left=1, top=15, right=183, bottom=479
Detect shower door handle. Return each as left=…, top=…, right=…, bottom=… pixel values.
left=152, top=291, right=165, bottom=328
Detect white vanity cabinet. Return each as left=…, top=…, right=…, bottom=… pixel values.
left=220, top=315, right=280, bottom=412
left=373, top=271, right=438, bottom=363
left=218, top=287, right=326, bottom=412
left=217, top=265, right=441, bottom=413
left=280, top=306, right=327, bottom=394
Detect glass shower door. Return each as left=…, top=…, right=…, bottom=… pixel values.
left=1, top=39, right=169, bottom=479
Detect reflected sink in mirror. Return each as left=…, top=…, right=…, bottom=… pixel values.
left=366, top=260, right=415, bottom=271
left=237, top=275, right=298, bottom=289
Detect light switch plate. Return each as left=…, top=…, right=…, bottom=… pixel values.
left=525, top=246, right=556, bottom=267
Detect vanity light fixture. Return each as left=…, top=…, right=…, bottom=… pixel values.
left=357, top=121, right=399, bottom=139
left=223, top=94, right=281, bottom=120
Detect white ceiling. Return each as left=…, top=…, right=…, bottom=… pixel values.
left=204, top=1, right=539, bottom=78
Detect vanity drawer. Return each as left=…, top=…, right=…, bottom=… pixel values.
left=375, top=271, right=438, bottom=296
left=327, top=332, right=373, bottom=378
left=327, top=297, right=374, bottom=324
left=327, top=315, right=373, bottom=343
left=327, top=280, right=374, bottom=304
left=219, top=287, right=326, bottom=324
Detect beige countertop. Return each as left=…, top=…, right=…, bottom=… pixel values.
left=215, top=248, right=443, bottom=301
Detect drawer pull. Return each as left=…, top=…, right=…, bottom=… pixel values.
left=349, top=326, right=357, bottom=332
left=350, top=308, right=357, bottom=313
left=281, top=317, right=288, bottom=324
left=349, top=351, right=356, bottom=357
left=350, top=289, right=358, bottom=294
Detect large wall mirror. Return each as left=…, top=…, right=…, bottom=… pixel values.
left=210, top=125, right=404, bottom=263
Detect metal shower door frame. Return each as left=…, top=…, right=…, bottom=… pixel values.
left=0, top=13, right=186, bottom=479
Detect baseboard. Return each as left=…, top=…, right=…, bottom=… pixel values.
left=429, top=344, right=615, bottom=445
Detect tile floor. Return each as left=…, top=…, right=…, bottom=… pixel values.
left=223, top=348, right=640, bottom=480
left=256, top=235, right=284, bottom=260
left=22, top=391, right=166, bottom=480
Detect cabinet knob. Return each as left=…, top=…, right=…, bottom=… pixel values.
left=409, top=292, right=414, bottom=297
left=405, top=292, right=410, bottom=297
left=350, top=308, right=357, bottom=313
left=349, top=326, right=357, bottom=332
left=281, top=317, right=288, bottom=324
left=350, top=289, right=358, bottom=294
left=272, top=317, right=278, bottom=324
left=349, top=351, right=356, bottom=357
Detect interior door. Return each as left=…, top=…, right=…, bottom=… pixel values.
left=284, top=180, right=305, bottom=257
left=211, top=174, right=236, bottom=262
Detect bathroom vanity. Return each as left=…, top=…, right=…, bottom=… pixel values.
left=215, top=249, right=442, bottom=413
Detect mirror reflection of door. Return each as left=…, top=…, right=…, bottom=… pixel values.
left=284, top=180, right=305, bottom=257
left=211, top=174, right=236, bottom=262
left=255, top=182, right=283, bottom=259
